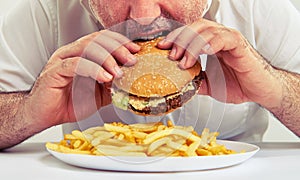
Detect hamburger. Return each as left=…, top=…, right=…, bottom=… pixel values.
left=111, top=37, right=205, bottom=116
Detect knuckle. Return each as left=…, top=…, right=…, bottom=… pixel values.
left=231, top=28, right=242, bottom=38
left=61, top=58, right=77, bottom=70
left=71, top=40, right=89, bottom=54
left=101, top=55, right=115, bottom=66
left=111, top=46, right=128, bottom=59
left=186, top=47, right=199, bottom=59
left=174, top=36, right=188, bottom=49
left=229, top=29, right=248, bottom=47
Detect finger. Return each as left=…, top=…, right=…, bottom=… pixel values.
left=93, top=34, right=138, bottom=66
left=55, top=32, right=102, bottom=59
left=82, top=41, right=124, bottom=78
left=111, top=46, right=138, bottom=66
left=157, top=26, right=185, bottom=50
left=158, top=18, right=214, bottom=51
left=202, top=38, right=223, bottom=55
left=221, top=29, right=251, bottom=57
left=201, top=28, right=242, bottom=55
left=179, top=31, right=214, bottom=69
left=102, top=30, right=141, bottom=53
left=57, top=57, right=114, bottom=83
left=168, top=26, right=200, bottom=60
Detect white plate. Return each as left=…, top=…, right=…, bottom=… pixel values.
left=46, top=140, right=259, bottom=172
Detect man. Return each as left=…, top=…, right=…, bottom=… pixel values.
left=0, top=0, right=299, bottom=149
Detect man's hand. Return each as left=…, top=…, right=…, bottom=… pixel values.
left=0, top=30, right=140, bottom=149
left=157, top=18, right=282, bottom=109
left=28, top=30, right=141, bottom=128
left=157, top=18, right=300, bottom=136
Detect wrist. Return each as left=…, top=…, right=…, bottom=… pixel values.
left=255, top=66, right=284, bottom=111
left=21, top=92, right=55, bottom=133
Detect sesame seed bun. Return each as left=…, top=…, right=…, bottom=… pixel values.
left=114, top=38, right=201, bottom=96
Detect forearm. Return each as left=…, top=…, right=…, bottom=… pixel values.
left=0, top=91, right=42, bottom=150
left=264, top=68, right=300, bottom=137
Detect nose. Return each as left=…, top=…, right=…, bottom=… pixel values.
left=129, top=1, right=161, bottom=25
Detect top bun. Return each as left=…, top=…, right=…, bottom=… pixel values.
left=113, top=37, right=201, bottom=97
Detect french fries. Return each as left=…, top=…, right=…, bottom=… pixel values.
left=46, top=120, right=240, bottom=157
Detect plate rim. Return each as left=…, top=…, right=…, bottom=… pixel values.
left=46, top=140, right=259, bottom=172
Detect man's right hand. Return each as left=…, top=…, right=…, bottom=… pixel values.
left=24, top=30, right=140, bottom=130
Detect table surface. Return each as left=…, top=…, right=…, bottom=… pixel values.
left=1, top=142, right=299, bottom=180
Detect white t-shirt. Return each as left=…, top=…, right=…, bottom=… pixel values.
left=0, top=0, right=299, bottom=141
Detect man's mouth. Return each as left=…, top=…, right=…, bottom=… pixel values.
left=108, top=16, right=182, bottom=41
left=135, top=30, right=170, bottom=41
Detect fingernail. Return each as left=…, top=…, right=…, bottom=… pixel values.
left=170, top=47, right=177, bottom=59
left=179, top=56, right=187, bottom=69
left=132, top=43, right=141, bottom=50
left=103, top=71, right=113, bottom=80
left=114, top=65, right=123, bottom=77
left=128, top=54, right=137, bottom=64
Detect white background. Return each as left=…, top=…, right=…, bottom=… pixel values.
left=0, top=0, right=299, bottom=142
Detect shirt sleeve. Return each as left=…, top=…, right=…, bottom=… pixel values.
left=253, top=0, right=300, bottom=72
left=0, top=0, right=57, bottom=91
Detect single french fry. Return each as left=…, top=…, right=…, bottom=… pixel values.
left=148, top=137, right=170, bottom=154
left=72, top=130, right=88, bottom=141
left=174, top=125, right=194, bottom=132
left=77, top=140, right=90, bottom=150
left=104, top=123, right=130, bottom=134
left=82, top=133, right=94, bottom=142
left=72, top=140, right=82, bottom=149
left=166, top=140, right=188, bottom=152
left=58, top=145, right=91, bottom=155
left=83, top=126, right=106, bottom=135
left=186, top=141, right=201, bottom=156
left=196, top=148, right=212, bottom=156
left=93, top=131, right=115, bottom=140
left=150, top=145, right=177, bottom=156
left=46, top=142, right=59, bottom=151
left=144, top=128, right=201, bottom=144
left=64, top=134, right=77, bottom=140
left=132, top=131, right=147, bottom=140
